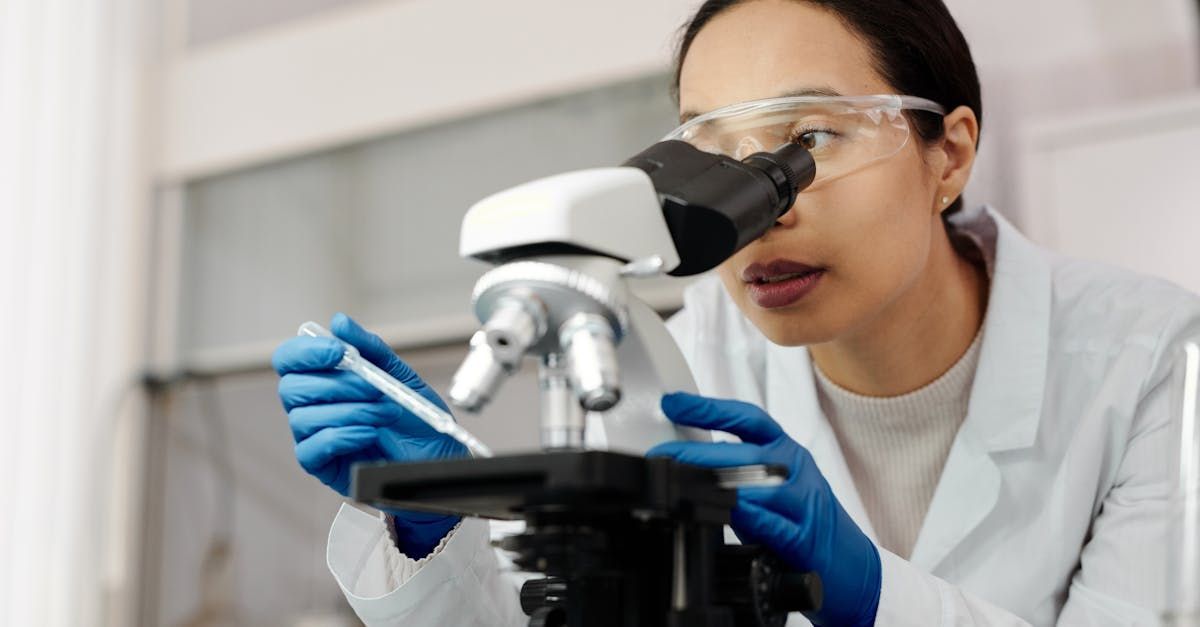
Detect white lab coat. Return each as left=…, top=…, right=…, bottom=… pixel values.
left=323, top=206, right=1200, bottom=626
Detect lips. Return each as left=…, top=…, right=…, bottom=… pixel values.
left=741, top=259, right=826, bottom=309
left=741, top=259, right=824, bottom=284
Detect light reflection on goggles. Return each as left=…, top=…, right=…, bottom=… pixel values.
left=664, top=95, right=945, bottom=190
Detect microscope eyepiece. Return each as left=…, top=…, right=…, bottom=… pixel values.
left=621, top=140, right=817, bottom=276
left=741, top=143, right=817, bottom=217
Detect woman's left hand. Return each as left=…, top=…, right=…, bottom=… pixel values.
left=647, top=392, right=881, bottom=627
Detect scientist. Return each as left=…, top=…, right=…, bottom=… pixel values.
left=271, top=0, right=1200, bottom=624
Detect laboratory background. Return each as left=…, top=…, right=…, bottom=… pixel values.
left=2, top=0, right=1199, bottom=625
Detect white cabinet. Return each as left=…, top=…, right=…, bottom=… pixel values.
left=1018, top=93, right=1200, bottom=292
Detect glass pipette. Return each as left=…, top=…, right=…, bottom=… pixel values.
left=298, top=321, right=494, bottom=458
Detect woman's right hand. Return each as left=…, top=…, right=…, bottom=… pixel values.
left=272, top=312, right=467, bottom=557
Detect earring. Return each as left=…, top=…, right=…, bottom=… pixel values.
left=941, top=196, right=950, bottom=206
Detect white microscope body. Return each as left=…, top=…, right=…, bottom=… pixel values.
left=447, top=140, right=816, bottom=453
left=450, top=167, right=702, bottom=453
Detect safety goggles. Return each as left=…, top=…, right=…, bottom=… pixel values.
left=664, top=94, right=946, bottom=190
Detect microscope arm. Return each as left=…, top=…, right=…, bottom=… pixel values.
left=584, top=296, right=708, bottom=453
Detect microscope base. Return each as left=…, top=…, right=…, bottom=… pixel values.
left=352, top=451, right=820, bottom=627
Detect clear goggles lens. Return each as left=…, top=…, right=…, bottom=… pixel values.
left=664, top=95, right=945, bottom=190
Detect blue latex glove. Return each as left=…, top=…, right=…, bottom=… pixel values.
left=272, top=312, right=467, bottom=558
left=647, top=392, right=881, bottom=627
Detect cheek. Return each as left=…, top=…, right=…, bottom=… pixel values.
left=715, top=262, right=743, bottom=305
left=824, top=170, right=932, bottom=295
left=712, top=154, right=937, bottom=345
left=818, top=163, right=936, bottom=319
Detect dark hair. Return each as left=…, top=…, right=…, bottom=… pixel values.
left=672, top=0, right=982, bottom=215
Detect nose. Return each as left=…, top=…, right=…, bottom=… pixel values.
left=735, top=136, right=765, bottom=160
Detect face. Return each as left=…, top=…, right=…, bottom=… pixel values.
left=678, top=0, right=948, bottom=346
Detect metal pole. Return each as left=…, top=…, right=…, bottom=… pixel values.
left=1167, top=342, right=1200, bottom=626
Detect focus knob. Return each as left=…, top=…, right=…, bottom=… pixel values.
left=520, top=577, right=569, bottom=616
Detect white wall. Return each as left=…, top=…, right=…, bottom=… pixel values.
left=185, top=0, right=371, bottom=47
left=159, top=0, right=698, bottom=182
left=158, top=0, right=1200, bottom=219
left=945, top=0, right=1200, bottom=224
left=1018, top=93, right=1200, bottom=293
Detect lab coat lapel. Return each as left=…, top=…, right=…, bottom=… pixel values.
left=909, top=208, right=1051, bottom=573
left=765, top=343, right=878, bottom=542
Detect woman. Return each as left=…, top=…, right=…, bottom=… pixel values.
left=271, top=1, right=1200, bottom=624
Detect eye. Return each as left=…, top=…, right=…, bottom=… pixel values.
left=789, top=127, right=838, bottom=151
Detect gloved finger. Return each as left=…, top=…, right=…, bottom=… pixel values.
left=330, top=313, right=413, bottom=381
left=289, top=401, right=442, bottom=442
left=737, top=485, right=805, bottom=514
left=645, top=441, right=763, bottom=467
left=307, top=439, right=385, bottom=497
left=661, top=392, right=784, bottom=445
left=375, top=428, right=467, bottom=462
left=272, top=336, right=346, bottom=376
left=294, top=424, right=378, bottom=478
left=278, top=371, right=382, bottom=411
left=330, top=313, right=451, bottom=412
left=729, top=500, right=810, bottom=572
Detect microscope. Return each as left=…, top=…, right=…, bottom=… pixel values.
left=352, top=140, right=823, bottom=627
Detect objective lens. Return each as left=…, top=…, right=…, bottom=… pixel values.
left=449, top=295, right=548, bottom=414
left=559, top=313, right=621, bottom=412
left=484, top=296, right=546, bottom=368
left=448, top=331, right=507, bottom=413
left=539, top=353, right=585, bottom=449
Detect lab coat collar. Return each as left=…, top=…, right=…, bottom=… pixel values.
left=763, top=205, right=1052, bottom=569
left=951, top=205, right=1050, bottom=455
left=911, top=205, right=1051, bottom=572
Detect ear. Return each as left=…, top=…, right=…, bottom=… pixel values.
left=932, top=105, right=979, bottom=214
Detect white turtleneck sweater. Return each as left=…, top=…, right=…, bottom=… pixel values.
left=813, top=327, right=985, bottom=559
